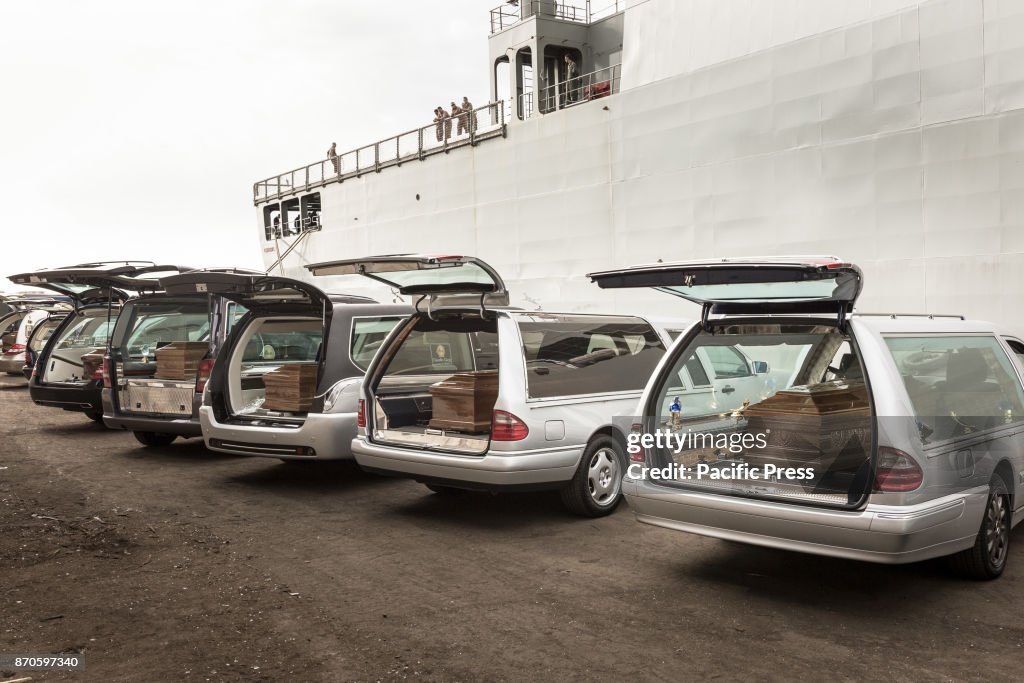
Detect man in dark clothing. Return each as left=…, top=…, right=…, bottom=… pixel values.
left=327, top=142, right=340, bottom=174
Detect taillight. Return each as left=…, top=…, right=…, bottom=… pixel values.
left=194, top=358, right=215, bottom=394
left=357, top=399, right=366, bottom=428
left=4, top=343, right=25, bottom=355
left=95, top=357, right=108, bottom=383
left=491, top=410, right=529, bottom=441
left=874, top=447, right=923, bottom=492
left=629, top=422, right=644, bottom=462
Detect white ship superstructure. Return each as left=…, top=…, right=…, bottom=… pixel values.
left=254, top=0, right=1024, bottom=335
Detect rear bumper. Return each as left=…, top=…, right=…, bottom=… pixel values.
left=623, top=477, right=989, bottom=564
left=102, top=389, right=202, bottom=436
left=0, top=355, right=24, bottom=373
left=29, top=381, right=102, bottom=414
left=200, top=406, right=358, bottom=460
left=351, top=436, right=583, bottom=487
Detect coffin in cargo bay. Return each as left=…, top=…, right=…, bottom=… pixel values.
left=428, top=370, right=499, bottom=433
left=155, top=341, right=209, bottom=380
left=741, top=380, right=871, bottom=475
left=262, top=363, right=318, bottom=412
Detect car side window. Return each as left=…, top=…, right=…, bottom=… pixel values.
left=885, top=335, right=1024, bottom=442
left=701, top=345, right=752, bottom=379
left=350, top=317, right=403, bottom=371
left=1004, top=338, right=1024, bottom=367
left=519, top=317, right=666, bottom=398
left=684, top=353, right=711, bottom=387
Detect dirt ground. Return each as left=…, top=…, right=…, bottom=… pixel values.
left=1, top=374, right=1022, bottom=682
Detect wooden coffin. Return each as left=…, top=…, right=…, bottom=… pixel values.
left=262, top=363, right=318, bottom=412
left=741, top=380, right=871, bottom=474
left=81, top=348, right=107, bottom=379
left=428, top=370, right=499, bottom=433
left=155, top=341, right=209, bottom=380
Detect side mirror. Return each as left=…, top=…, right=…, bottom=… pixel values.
left=752, top=361, right=769, bottom=374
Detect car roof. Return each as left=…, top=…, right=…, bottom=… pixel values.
left=850, top=314, right=1004, bottom=335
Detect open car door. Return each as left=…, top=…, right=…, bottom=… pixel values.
left=588, top=256, right=862, bottom=326
left=8, top=263, right=193, bottom=307
left=305, top=254, right=510, bottom=309
left=158, top=270, right=332, bottom=310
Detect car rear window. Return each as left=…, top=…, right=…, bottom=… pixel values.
left=886, top=335, right=1024, bottom=441
left=517, top=316, right=665, bottom=398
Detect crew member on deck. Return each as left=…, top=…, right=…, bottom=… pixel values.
left=452, top=101, right=465, bottom=136
left=327, top=142, right=340, bottom=174
left=565, top=54, right=579, bottom=103
left=443, top=105, right=453, bottom=140
left=462, top=97, right=477, bottom=133
left=434, top=107, right=445, bottom=142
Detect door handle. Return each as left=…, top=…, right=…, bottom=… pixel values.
left=721, top=386, right=735, bottom=394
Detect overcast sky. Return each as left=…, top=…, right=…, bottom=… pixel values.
left=0, top=0, right=488, bottom=289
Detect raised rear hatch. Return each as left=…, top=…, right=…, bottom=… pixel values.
left=588, top=256, right=863, bottom=323
left=9, top=262, right=194, bottom=306
left=9, top=263, right=195, bottom=387
left=307, top=254, right=510, bottom=309
left=588, top=257, right=875, bottom=509
left=159, top=270, right=337, bottom=310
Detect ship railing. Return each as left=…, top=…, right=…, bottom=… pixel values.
left=489, top=1, right=622, bottom=33
left=254, top=101, right=506, bottom=204
left=517, top=63, right=621, bottom=120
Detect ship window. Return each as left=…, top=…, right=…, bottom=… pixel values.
left=299, top=193, right=321, bottom=231
left=281, top=198, right=301, bottom=237
left=262, top=203, right=282, bottom=240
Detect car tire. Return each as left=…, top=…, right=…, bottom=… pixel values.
left=85, top=410, right=104, bottom=423
left=949, top=476, right=1011, bottom=580
left=560, top=435, right=625, bottom=518
left=424, top=483, right=467, bottom=496
left=133, top=431, right=177, bottom=447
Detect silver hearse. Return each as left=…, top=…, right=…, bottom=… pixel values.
left=589, top=256, right=1024, bottom=579
left=164, top=270, right=411, bottom=460
left=308, top=255, right=674, bottom=517
left=101, top=269, right=261, bottom=447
